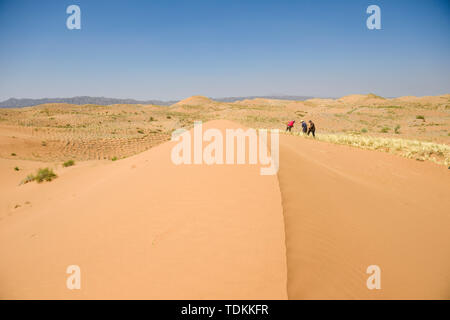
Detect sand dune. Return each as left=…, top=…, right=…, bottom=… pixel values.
left=172, top=95, right=214, bottom=106
left=1, top=119, right=449, bottom=299
left=2, top=93, right=448, bottom=164
left=278, top=134, right=450, bottom=299
left=393, top=94, right=450, bottom=105
left=337, top=93, right=385, bottom=104
left=0, top=120, right=287, bottom=299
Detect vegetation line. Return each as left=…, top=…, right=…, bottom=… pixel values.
left=282, top=131, right=450, bottom=167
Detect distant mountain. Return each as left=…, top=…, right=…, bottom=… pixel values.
left=0, top=95, right=317, bottom=108
left=0, top=96, right=176, bottom=108
left=214, top=95, right=315, bottom=102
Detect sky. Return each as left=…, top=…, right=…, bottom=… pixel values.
left=0, top=0, right=449, bottom=101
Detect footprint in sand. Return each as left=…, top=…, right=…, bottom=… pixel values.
left=9, top=201, right=32, bottom=215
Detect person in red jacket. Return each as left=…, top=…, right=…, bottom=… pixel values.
left=286, top=120, right=295, bottom=132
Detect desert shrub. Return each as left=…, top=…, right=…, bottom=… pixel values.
left=111, top=156, right=118, bottom=161
left=166, top=115, right=172, bottom=119
left=21, top=174, right=35, bottom=184
left=63, top=160, right=75, bottom=167
left=380, top=127, right=390, bottom=133
left=21, top=168, right=57, bottom=184
left=14, top=166, right=19, bottom=171
left=394, top=125, right=401, bottom=134
left=416, top=115, right=425, bottom=120
left=149, top=117, right=156, bottom=122
left=361, top=128, right=368, bottom=133
left=283, top=131, right=450, bottom=166
left=383, top=105, right=403, bottom=109
left=137, top=129, right=144, bottom=134
left=34, top=168, right=57, bottom=183
left=11, top=153, right=16, bottom=156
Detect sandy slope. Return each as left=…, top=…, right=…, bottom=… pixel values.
left=0, top=120, right=287, bottom=299
left=1, top=119, right=449, bottom=299
left=172, top=95, right=214, bottom=106
left=278, top=134, right=450, bottom=299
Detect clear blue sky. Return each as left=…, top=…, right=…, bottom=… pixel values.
left=0, top=0, right=449, bottom=101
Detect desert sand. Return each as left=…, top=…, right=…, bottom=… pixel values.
left=278, top=134, right=450, bottom=299
left=1, top=94, right=449, bottom=163
left=0, top=121, right=287, bottom=299
left=1, top=97, right=450, bottom=299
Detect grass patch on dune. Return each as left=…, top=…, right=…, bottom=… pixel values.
left=34, top=168, right=57, bottom=182
left=285, top=131, right=450, bottom=166
left=383, top=105, right=403, bottom=109
left=21, top=168, right=58, bottom=185
left=359, top=105, right=403, bottom=109
left=63, top=160, right=75, bottom=167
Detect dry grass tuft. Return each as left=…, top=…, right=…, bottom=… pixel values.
left=63, top=160, right=75, bottom=167
left=285, top=131, right=450, bottom=166
left=20, top=168, right=58, bottom=185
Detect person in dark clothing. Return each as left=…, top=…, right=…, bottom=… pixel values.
left=307, top=120, right=316, bottom=137
left=286, top=120, right=295, bottom=132
left=301, top=120, right=307, bottom=134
